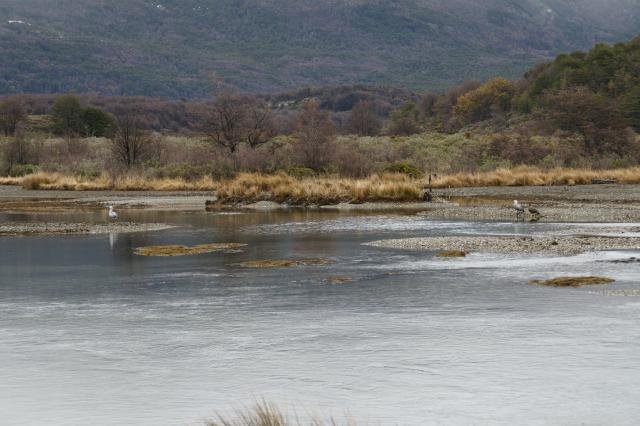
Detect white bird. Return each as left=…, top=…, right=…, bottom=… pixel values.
left=513, top=200, right=525, bottom=220
left=108, top=205, right=118, bottom=220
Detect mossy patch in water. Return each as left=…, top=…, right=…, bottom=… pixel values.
left=530, top=276, right=615, bottom=287
left=232, top=258, right=331, bottom=268
left=135, top=243, right=247, bottom=257
left=327, top=276, right=354, bottom=285
left=436, top=250, right=467, bottom=258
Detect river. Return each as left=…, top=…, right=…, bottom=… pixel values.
left=1, top=210, right=640, bottom=425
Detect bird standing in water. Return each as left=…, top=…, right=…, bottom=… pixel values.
left=108, top=205, right=118, bottom=220
left=513, top=200, right=525, bottom=221
left=528, top=206, right=542, bottom=221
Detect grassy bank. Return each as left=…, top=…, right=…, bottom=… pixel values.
left=434, top=166, right=640, bottom=187
left=0, top=172, right=218, bottom=191
left=1, top=166, right=639, bottom=205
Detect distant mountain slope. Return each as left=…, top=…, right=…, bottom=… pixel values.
left=0, top=0, right=639, bottom=98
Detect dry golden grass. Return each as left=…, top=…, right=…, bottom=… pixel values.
left=216, top=172, right=421, bottom=204
left=433, top=166, right=640, bottom=188
left=14, top=172, right=218, bottom=191
left=0, top=176, right=24, bottom=185
left=3, top=166, right=640, bottom=203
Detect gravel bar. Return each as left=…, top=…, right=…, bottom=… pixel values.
left=365, top=235, right=640, bottom=256
left=0, top=222, right=175, bottom=236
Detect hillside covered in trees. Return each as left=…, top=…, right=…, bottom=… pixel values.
left=1, top=0, right=639, bottom=98
left=1, top=36, right=639, bottom=181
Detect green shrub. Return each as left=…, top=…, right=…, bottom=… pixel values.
left=9, top=164, right=38, bottom=177
left=382, top=162, right=424, bottom=178
left=283, top=165, right=316, bottom=178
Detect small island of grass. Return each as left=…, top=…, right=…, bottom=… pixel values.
left=231, top=258, right=331, bottom=268
left=530, top=276, right=615, bottom=288
left=437, top=250, right=468, bottom=258
left=135, top=243, right=247, bottom=257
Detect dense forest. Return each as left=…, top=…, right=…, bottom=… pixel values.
left=0, top=36, right=639, bottom=180
left=0, top=0, right=639, bottom=97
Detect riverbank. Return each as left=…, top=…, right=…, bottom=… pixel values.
left=3, top=167, right=640, bottom=192
left=2, top=182, right=640, bottom=222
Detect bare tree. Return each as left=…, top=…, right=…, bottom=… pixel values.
left=204, top=92, right=275, bottom=153
left=0, top=96, right=27, bottom=136
left=111, top=111, right=150, bottom=169
left=2, top=123, right=29, bottom=173
left=293, top=99, right=336, bottom=171
left=246, top=103, right=276, bottom=149
left=346, top=100, right=381, bottom=136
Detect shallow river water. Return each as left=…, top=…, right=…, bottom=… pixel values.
left=1, top=210, right=640, bottom=425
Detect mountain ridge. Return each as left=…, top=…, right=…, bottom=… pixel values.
left=1, top=0, right=639, bottom=98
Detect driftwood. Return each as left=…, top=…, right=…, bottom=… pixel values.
left=591, top=178, right=617, bottom=184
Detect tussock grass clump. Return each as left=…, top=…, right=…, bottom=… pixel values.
left=436, top=250, right=467, bottom=258
left=434, top=166, right=640, bottom=188
left=530, top=276, right=615, bottom=287
left=231, top=258, right=331, bottom=268
left=135, top=243, right=246, bottom=257
left=206, top=401, right=352, bottom=426
left=207, top=401, right=287, bottom=426
left=216, top=172, right=422, bottom=204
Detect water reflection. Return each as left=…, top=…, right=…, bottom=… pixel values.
left=109, top=232, right=118, bottom=250
left=1, top=210, right=640, bottom=425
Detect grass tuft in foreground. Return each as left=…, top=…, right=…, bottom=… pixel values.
left=206, top=402, right=288, bottom=426
left=530, top=276, right=615, bottom=287
left=206, top=401, right=353, bottom=426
